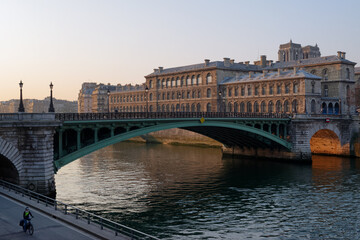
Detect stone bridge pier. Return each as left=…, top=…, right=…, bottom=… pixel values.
left=289, top=114, right=360, bottom=160
left=0, top=113, right=60, bottom=196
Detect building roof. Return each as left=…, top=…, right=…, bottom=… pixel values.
left=220, top=69, right=321, bottom=85
left=267, top=55, right=356, bottom=70
left=146, top=61, right=261, bottom=77
left=355, top=67, right=360, bottom=74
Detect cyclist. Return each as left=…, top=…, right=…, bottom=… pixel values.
left=23, top=207, right=33, bottom=232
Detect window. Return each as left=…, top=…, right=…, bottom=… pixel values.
left=322, top=69, right=328, bottom=80
left=207, top=88, right=211, bottom=98
left=285, top=84, right=290, bottom=94
left=261, top=101, right=266, bottom=112
left=276, top=101, right=282, bottom=112
left=166, top=79, right=170, bottom=88
left=176, top=77, right=180, bottom=87
left=262, top=86, right=266, bottom=95
left=149, top=80, right=153, bottom=89
left=228, top=88, right=232, bottom=97
left=186, top=76, right=191, bottom=85
left=241, top=87, right=245, bottom=96
left=269, top=85, right=273, bottom=95
left=187, top=91, right=190, bottom=99
left=206, top=103, right=211, bottom=112
left=292, top=100, right=298, bottom=113
left=206, top=73, right=212, bottom=84
left=346, top=68, right=350, bottom=80
left=284, top=100, right=289, bottom=112
left=198, top=90, right=201, bottom=98
left=311, top=100, right=316, bottom=113
left=234, top=87, right=239, bottom=96
left=255, top=86, right=259, bottom=96
left=191, top=75, right=195, bottom=85
left=268, top=101, right=274, bottom=113
left=234, top=102, right=238, bottom=112
left=254, top=101, right=259, bottom=112
left=149, top=93, right=153, bottom=101
left=171, top=78, right=175, bottom=87
left=197, top=103, right=201, bottom=112
left=192, top=91, right=196, bottom=98
left=228, top=102, right=233, bottom=112
left=240, top=102, right=245, bottom=112
left=311, top=82, right=315, bottom=94
left=324, top=85, right=328, bottom=97
left=247, top=86, right=252, bottom=96
left=197, top=75, right=202, bottom=85
left=277, top=85, right=281, bottom=94
left=322, top=102, right=327, bottom=114
left=247, top=102, right=252, bottom=112
left=293, top=83, right=298, bottom=93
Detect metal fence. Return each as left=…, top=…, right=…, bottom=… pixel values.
left=55, top=112, right=291, bottom=121
left=0, top=179, right=159, bottom=240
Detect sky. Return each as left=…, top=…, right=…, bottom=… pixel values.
left=0, top=0, right=359, bottom=101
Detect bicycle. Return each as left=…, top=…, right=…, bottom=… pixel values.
left=21, top=217, right=34, bottom=235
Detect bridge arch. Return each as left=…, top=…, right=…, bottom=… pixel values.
left=54, top=120, right=291, bottom=171
left=0, top=137, right=23, bottom=184
left=310, top=129, right=342, bottom=155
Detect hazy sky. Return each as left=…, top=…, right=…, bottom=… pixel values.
left=0, top=0, right=359, bottom=101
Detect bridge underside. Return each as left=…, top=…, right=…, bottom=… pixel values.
left=53, top=118, right=291, bottom=171
left=182, top=126, right=284, bottom=149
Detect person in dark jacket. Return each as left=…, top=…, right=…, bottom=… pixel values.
left=23, top=207, right=33, bottom=232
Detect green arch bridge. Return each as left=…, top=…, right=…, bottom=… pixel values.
left=54, top=112, right=292, bottom=172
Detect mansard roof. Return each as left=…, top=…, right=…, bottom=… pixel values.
left=146, top=61, right=261, bottom=77
left=267, top=55, right=356, bottom=69
left=220, top=69, right=321, bottom=85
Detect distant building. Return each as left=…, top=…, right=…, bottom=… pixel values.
left=78, top=82, right=97, bottom=113
left=0, top=98, right=77, bottom=113
left=78, top=41, right=357, bottom=115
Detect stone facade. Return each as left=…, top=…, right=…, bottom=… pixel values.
left=78, top=41, right=357, bottom=117
left=0, top=98, right=77, bottom=113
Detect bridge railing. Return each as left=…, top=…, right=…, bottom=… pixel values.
left=56, top=112, right=291, bottom=121
left=0, top=179, right=159, bottom=240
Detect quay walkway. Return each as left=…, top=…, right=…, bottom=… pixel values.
left=0, top=180, right=159, bottom=240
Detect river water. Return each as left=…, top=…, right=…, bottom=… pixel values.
left=55, top=142, right=360, bottom=239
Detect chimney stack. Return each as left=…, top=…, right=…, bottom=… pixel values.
left=204, top=59, right=210, bottom=66
left=159, top=67, right=163, bottom=72
left=230, top=59, right=235, bottom=64
left=341, top=52, right=346, bottom=59
left=245, top=61, right=250, bottom=66
left=260, top=55, right=267, bottom=67
left=337, top=51, right=342, bottom=58
left=223, top=58, right=230, bottom=67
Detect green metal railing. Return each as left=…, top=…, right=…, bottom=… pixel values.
left=0, top=179, right=159, bottom=240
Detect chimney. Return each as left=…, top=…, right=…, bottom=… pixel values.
left=239, top=62, right=244, bottom=64
left=230, top=59, right=235, bottom=64
left=223, top=58, right=230, bottom=67
left=260, top=55, right=267, bottom=67
left=337, top=51, right=342, bottom=58
left=204, top=59, right=210, bottom=66
left=154, top=69, right=158, bottom=73
left=159, top=67, right=163, bottom=72
left=341, top=52, right=346, bottom=59
left=245, top=61, right=250, bottom=66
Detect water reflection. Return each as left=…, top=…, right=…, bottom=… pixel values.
left=56, top=143, right=360, bottom=239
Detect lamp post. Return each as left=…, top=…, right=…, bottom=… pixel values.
left=218, top=90, right=222, bottom=113
left=178, top=92, right=181, bottom=112
left=145, top=85, right=149, bottom=117
left=48, top=82, right=55, bottom=112
left=107, top=89, right=110, bottom=113
left=18, top=80, right=25, bottom=112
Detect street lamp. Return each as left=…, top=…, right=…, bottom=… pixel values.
left=107, top=89, right=110, bottom=113
left=48, top=82, right=55, bottom=112
left=145, top=85, right=149, bottom=116
left=18, top=80, right=25, bottom=112
left=218, top=90, right=222, bottom=113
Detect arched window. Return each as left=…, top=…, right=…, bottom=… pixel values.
left=166, top=104, right=170, bottom=112
left=268, top=101, right=274, bottom=113
left=328, top=103, right=334, bottom=114
left=261, top=101, right=266, bottom=113
left=149, top=105, right=153, bottom=112
left=198, top=90, right=201, bottom=98
left=176, top=104, right=180, bottom=112
left=322, top=102, right=327, bottom=114
left=228, top=102, right=233, bottom=112
left=324, top=85, right=328, bottom=97
left=346, top=68, right=350, bottom=80
left=171, top=78, right=175, bottom=87
left=292, top=100, right=298, bottom=113
left=206, top=103, right=211, bottom=112
left=311, top=99, right=316, bottom=113
left=234, top=87, right=239, bottom=96
left=240, top=102, right=245, bottom=113
left=181, top=77, right=184, bottom=86
left=171, top=105, right=175, bottom=112
left=254, top=101, right=259, bottom=113
left=197, top=74, right=202, bottom=85
left=186, top=76, right=191, bottom=86
left=192, top=91, right=196, bottom=98
left=206, top=73, right=212, bottom=84
left=149, top=93, right=153, bottom=101
left=166, top=78, right=170, bottom=88
left=191, top=103, right=195, bottom=112
left=276, top=100, right=282, bottom=113
left=247, top=102, right=252, bottom=113
left=234, top=102, right=238, bottom=113
left=191, top=75, right=195, bottom=85
left=176, top=77, right=180, bottom=87
left=322, top=69, right=328, bottom=80
left=186, top=103, right=190, bottom=112
left=162, top=79, right=165, bottom=88
left=207, top=88, right=211, bottom=98
left=149, top=80, right=153, bottom=89
left=197, top=103, right=201, bottom=112
left=334, top=102, right=339, bottom=115
left=293, top=83, right=298, bottom=93
left=161, top=105, right=165, bottom=112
